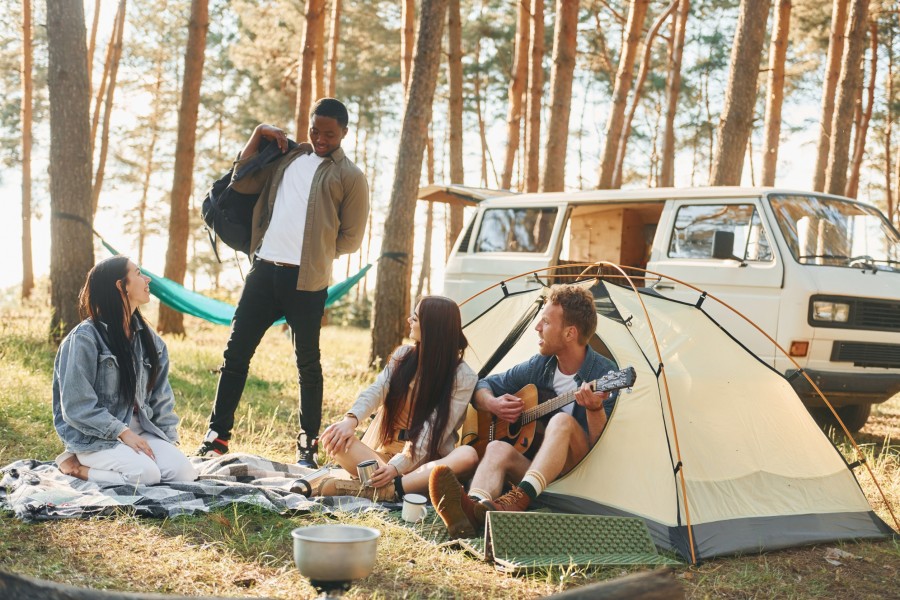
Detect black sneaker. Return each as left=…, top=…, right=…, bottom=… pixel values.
left=296, top=432, right=319, bottom=468
left=196, top=431, right=229, bottom=457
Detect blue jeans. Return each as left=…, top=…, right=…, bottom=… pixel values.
left=208, top=260, right=327, bottom=441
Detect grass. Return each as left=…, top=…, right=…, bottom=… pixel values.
left=1, top=297, right=898, bottom=598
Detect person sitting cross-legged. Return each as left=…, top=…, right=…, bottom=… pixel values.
left=428, top=284, right=617, bottom=538
left=316, top=296, right=479, bottom=501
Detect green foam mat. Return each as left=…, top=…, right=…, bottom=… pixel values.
left=484, top=512, right=681, bottom=572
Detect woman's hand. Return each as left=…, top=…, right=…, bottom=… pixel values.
left=368, top=463, right=399, bottom=489
left=118, top=428, right=155, bottom=461
left=320, top=417, right=358, bottom=456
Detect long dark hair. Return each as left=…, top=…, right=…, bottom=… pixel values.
left=78, top=256, right=160, bottom=404
left=378, top=296, right=468, bottom=460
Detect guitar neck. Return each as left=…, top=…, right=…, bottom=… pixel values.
left=521, top=388, right=582, bottom=425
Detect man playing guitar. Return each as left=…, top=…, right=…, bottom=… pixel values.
left=429, top=284, right=618, bottom=538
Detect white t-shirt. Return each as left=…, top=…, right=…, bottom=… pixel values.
left=257, top=153, right=325, bottom=264
left=553, top=366, right=578, bottom=417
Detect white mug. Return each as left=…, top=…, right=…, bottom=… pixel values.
left=401, top=493, right=428, bottom=523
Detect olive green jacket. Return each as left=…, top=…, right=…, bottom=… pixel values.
left=233, top=145, right=369, bottom=291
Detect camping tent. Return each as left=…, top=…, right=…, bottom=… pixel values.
left=461, top=279, right=895, bottom=562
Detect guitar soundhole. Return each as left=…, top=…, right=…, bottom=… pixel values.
left=508, top=420, right=521, bottom=438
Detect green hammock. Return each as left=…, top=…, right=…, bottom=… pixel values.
left=101, top=240, right=371, bottom=327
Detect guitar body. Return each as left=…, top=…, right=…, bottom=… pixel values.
left=472, top=384, right=540, bottom=458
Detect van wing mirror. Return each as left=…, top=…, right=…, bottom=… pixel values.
left=712, top=230, right=741, bottom=261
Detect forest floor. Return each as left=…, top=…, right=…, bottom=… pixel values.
left=0, top=299, right=898, bottom=599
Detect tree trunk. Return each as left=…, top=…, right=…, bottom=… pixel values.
left=90, top=7, right=116, bottom=148
left=138, top=60, right=166, bottom=266
left=370, top=0, right=448, bottom=368
left=21, top=0, right=34, bottom=300
left=824, top=0, right=870, bottom=196
left=87, top=0, right=101, bottom=91
left=446, top=0, right=464, bottom=252
left=158, top=0, right=209, bottom=334
left=845, top=19, right=876, bottom=199
left=760, top=0, right=792, bottom=187
left=709, top=0, right=771, bottom=186
left=540, top=0, right=579, bottom=192
left=326, top=0, right=341, bottom=97
left=659, top=0, right=689, bottom=187
left=611, top=0, right=679, bottom=189
left=91, top=0, right=126, bottom=216
left=416, top=135, right=436, bottom=299
left=47, top=0, right=95, bottom=342
left=524, top=0, right=545, bottom=193
left=886, top=26, right=894, bottom=224
left=402, top=0, right=415, bottom=93
left=500, top=0, right=530, bottom=190
left=596, top=0, right=650, bottom=189
left=812, top=0, right=849, bottom=192
left=314, top=1, right=326, bottom=101
left=295, top=0, right=324, bottom=140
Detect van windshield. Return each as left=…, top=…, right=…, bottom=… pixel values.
left=769, top=194, right=900, bottom=272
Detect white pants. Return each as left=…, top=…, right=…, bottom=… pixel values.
left=74, top=419, right=197, bottom=486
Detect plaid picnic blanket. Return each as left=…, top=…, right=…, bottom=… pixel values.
left=0, top=453, right=385, bottom=522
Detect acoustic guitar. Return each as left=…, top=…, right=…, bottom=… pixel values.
left=470, top=367, right=637, bottom=458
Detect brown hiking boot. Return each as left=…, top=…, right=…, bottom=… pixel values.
left=428, top=465, right=485, bottom=539
left=318, top=477, right=398, bottom=502
left=484, top=485, right=532, bottom=513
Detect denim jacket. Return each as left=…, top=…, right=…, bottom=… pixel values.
left=52, top=317, right=180, bottom=453
left=474, top=346, right=619, bottom=436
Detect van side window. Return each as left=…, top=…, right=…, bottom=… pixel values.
left=474, top=208, right=557, bottom=253
left=668, top=204, right=773, bottom=262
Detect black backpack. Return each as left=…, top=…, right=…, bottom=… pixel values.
left=200, top=166, right=258, bottom=261
left=200, top=138, right=299, bottom=262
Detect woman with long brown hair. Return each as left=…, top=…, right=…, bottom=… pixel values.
left=318, top=296, right=478, bottom=500
left=52, top=256, right=196, bottom=485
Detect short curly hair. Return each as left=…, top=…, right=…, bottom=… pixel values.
left=548, top=284, right=597, bottom=345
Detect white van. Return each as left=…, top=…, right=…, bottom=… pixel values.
left=423, top=185, right=900, bottom=432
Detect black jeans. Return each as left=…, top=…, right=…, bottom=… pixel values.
left=208, top=261, right=327, bottom=441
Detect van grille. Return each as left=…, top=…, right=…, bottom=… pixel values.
left=831, top=342, right=900, bottom=368
left=809, top=295, right=900, bottom=332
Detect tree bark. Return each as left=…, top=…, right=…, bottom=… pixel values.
left=611, top=0, right=679, bottom=189
left=90, top=8, right=116, bottom=148
left=87, top=0, right=101, bottom=91
left=158, top=0, right=209, bottom=334
left=91, top=0, right=126, bottom=216
left=886, top=26, right=894, bottom=224
left=524, top=0, right=545, bottom=193
left=659, top=0, right=689, bottom=188
left=416, top=135, right=436, bottom=299
left=137, top=59, right=166, bottom=266
left=21, top=0, right=34, bottom=300
left=812, top=0, right=849, bottom=192
left=540, top=0, right=579, bottom=192
left=295, top=0, right=324, bottom=140
left=326, top=0, right=341, bottom=97
left=370, top=0, right=449, bottom=368
left=845, top=19, right=876, bottom=199
left=760, top=0, right=792, bottom=187
left=314, top=1, right=326, bottom=101
left=47, top=0, right=95, bottom=342
left=824, top=0, right=870, bottom=196
left=596, top=0, right=651, bottom=189
left=709, top=0, right=771, bottom=186
left=447, top=0, right=464, bottom=251
left=500, top=0, right=530, bottom=190
left=402, top=0, right=415, bottom=93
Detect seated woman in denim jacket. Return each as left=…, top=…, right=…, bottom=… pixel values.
left=53, top=257, right=196, bottom=486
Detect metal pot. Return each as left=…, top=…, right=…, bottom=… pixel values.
left=291, top=525, right=380, bottom=583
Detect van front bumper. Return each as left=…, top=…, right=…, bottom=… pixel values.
left=785, top=368, right=900, bottom=406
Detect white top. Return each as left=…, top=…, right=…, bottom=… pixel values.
left=553, top=366, right=578, bottom=417
left=257, top=153, right=325, bottom=264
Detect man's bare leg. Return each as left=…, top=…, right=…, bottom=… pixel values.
left=468, top=440, right=532, bottom=500
left=527, top=413, right=590, bottom=489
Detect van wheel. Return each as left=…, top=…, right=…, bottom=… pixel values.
left=811, top=403, right=872, bottom=434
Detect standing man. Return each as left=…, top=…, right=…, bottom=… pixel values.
left=198, top=98, right=369, bottom=468
left=429, top=285, right=617, bottom=538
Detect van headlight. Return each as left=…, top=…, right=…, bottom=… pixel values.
left=812, top=301, right=850, bottom=322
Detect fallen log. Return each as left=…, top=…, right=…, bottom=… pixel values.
left=543, top=568, right=684, bottom=599
left=0, top=570, right=269, bottom=600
